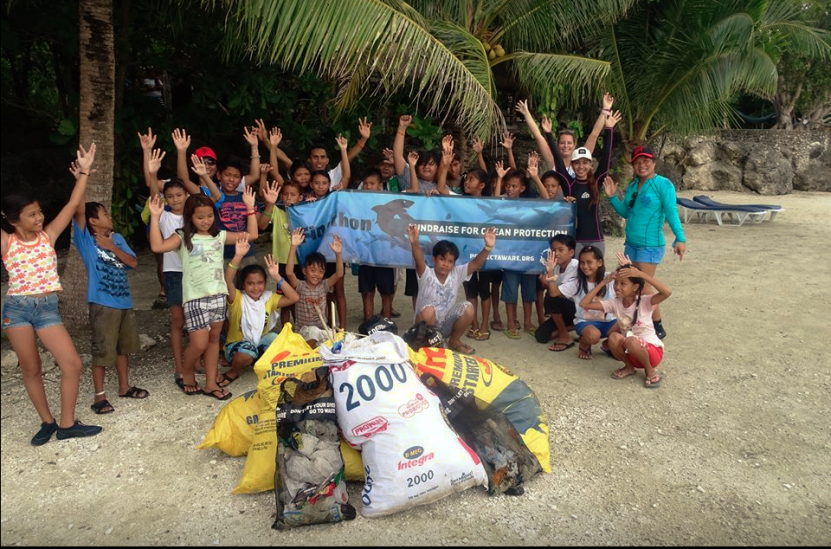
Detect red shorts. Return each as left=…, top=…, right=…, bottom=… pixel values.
left=627, top=343, right=663, bottom=369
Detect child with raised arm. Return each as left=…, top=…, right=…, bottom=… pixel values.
left=72, top=164, right=148, bottom=415
left=1, top=143, right=102, bottom=444
left=147, top=187, right=259, bottom=401
left=285, top=228, right=344, bottom=345
left=536, top=234, right=579, bottom=349
left=218, top=234, right=299, bottom=387
left=145, top=148, right=191, bottom=390
left=407, top=223, right=496, bottom=356
left=580, top=253, right=671, bottom=388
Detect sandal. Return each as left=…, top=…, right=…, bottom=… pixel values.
left=644, top=374, right=663, bottom=388
left=548, top=341, right=575, bottom=352
left=182, top=383, right=201, bottom=396
left=90, top=399, right=114, bottom=415
left=466, top=328, right=480, bottom=340
left=450, top=341, right=476, bottom=355
left=218, top=372, right=239, bottom=388
left=525, top=326, right=538, bottom=337
left=577, top=345, right=593, bottom=360
left=490, top=320, right=505, bottom=332
left=119, top=386, right=149, bottom=399
left=203, top=388, right=232, bottom=401
left=473, top=330, right=491, bottom=341
left=611, top=367, right=636, bottom=380
left=174, top=375, right=185, bottom=391
left=505, top=328, right=521, bottom=340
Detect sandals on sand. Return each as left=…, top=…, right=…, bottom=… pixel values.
left=182, top=383, right=201, bottom=396
left=203, top=388, right=232, bottom=401
left=611, top=367, right=636, bottom=380
left=119, top=386, right=149, bottom=399
left=548, top=341, right=575, bottom=352
left=90, top=399, right=114, bottom=415
left=525, top=326, right=538, bottom=337
left=505, top=328, right=521, bottom=340
left=474, top=330, right=491, bottom=341
left=644, top=374, right=663, bottom=388
left=490, top=320, right=505, bottom=332
left=218, top=372, right=239, bottom=388
left=578, top=345, right=593, bottom=360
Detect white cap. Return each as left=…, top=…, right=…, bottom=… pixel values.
left=571, top=147, right=592, bottom=161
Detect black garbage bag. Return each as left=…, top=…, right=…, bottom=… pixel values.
left=401, top=321, right=445, bottom=351
left=420, top=372, right=542, bottom=496
left=272, top=368, right=357, bottom=530
left=357, top=314, right=398, bottom=336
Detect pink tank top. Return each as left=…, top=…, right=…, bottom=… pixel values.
left=2, top=231, right=62, bottom=295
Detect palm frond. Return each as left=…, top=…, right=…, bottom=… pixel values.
left=510, top=52, right=610, bottom=108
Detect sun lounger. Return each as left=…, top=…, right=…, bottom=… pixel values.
left=676, top=197, right=768, bottom=227
left=693, top=195, right=784, bottom=222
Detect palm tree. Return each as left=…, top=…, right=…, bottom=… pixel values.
left=61, top=0, right=116, bottom=332
left=593, top=0, right=830, bottom=149
left=202, top=0, right=638, bottom=142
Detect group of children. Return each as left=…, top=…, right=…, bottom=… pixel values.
left=1, top=93, right=682, bottom=445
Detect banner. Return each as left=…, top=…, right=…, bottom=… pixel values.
left=286, top=190, right=574, bottom=273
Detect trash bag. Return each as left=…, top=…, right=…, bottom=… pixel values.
left=358, top=314, right=398, bottom=336
left=272, top=368, right=357, bottom=530
left=198, top=389, right=262, bottom=457
left=420, top=373, right=542, bottom=496
left=401, top=321, right=445, bottom=351
left=322, top=332, right=487, bottom=518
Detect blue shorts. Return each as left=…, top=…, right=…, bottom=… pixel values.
left=624, top=242, right=665, bottom=265
left=2, top=293, right=63, bottom=331
left=501, top=271, right=537, bottom=303
left=224, top=332, right=278, bottom=363
left=164, top=272, right=183, bottom=307
left=575, top=319, right=618, bottom=337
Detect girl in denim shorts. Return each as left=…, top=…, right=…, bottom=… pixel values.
left=1, top=144, right=102, bottom=445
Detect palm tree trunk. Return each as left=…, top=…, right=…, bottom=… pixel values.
left=61, top=0, right=116, bottom=335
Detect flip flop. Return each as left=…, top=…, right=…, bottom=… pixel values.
left=473, top=330, right=491, bottom=341
left=578, top=345, right=593, bottom=360
left=505, top=328, right=521, bottom=340
left=218, top=372, right=239, bottom=388
left=119, top=386, right=149, bottom=399
left=491, top=320, right=505, bottom=332
left=525, top=326, right=538, bottom=337
left=611, top=367, right=637, bottom=380
left=90, top=399, right=114, bottom=415
left=548, top=341, right=575, bottom=352
left=466, top=328, right=480, bottom=340
left=203, top=388, right=233, bottom=401
left=644, top=374, right=663, bottom=388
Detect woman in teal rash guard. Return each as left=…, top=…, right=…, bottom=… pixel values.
left=602, top=146, right=686, bottom=340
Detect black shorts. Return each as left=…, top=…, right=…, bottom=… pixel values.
left=358, top=265, right=395, bottom=295
left=404, top=268, right=419, bottom=297
left=544, top=295, right=576, bottom=324
left=464, top=272, right=490, bottom=300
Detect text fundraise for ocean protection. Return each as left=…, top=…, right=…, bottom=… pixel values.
left=287, top=190, right=575, bottom=273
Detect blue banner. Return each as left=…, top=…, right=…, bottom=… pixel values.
left=286, top=190, right=574, bottom=273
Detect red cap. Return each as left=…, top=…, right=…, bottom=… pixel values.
left=194, top=146, right=217, bottom=160
left=631, top=146, right=655, bottom=162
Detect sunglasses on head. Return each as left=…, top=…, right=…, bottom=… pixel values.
left=201, top=157, right=216, bottom=166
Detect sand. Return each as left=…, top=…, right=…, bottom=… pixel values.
left=1, top=189, right=829, bottom=545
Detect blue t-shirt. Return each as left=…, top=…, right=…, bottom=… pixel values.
left=215, top=190, right=256, bottom=259
left=72, top=220, right=135, bottom=309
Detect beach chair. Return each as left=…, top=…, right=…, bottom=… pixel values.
left=676, top=197, right=767, bottom=227
left=693, top=195, right=784, bottom=222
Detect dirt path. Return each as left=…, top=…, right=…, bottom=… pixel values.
left=2, top=190, right=830, bottom=545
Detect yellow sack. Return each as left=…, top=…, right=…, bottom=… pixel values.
left=197, top=389, right=262, bottom=457
left=233, top=324, right=362, bottom=494
left=408, top=347, right=551, bottom=473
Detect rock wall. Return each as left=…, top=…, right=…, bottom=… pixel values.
left=658, top=130, right=830, bottom=195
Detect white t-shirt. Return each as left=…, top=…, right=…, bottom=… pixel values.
left=328, top=163, right=344, bottom=190
left=601, top=294, right=663, bottom=348
left=551, top=258, right=578, bottom=286
left=414, top=263, right=471, bottom=323
left=159, top=210, right=184, bottom=272
left=558, top=278, right=616, bottom=324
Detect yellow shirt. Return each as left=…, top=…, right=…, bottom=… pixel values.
left=225, top=289, right=282, bottom=346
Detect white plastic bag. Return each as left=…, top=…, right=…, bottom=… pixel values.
left=322, top=332, right=487, bottom=517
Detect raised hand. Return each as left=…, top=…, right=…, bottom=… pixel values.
left=329, top=234, right=343, bottom=254
left=172, top=128, right=191, bottom=151
left=515, top=99, right=529, bottom=117
left=494, top=160, right=508, bottom=179
left=617, top=264, right=641, bottom=279
left=235, top=232, right=250, bottom=257
left=382, top=148, right=394, bottom=162
left=605, top=110, right=623, bottom=128
left=269, top=127, right=282, bottom=148
left=68, top=160, right=82, bottom=179
left=615, top=251, right=633, bottom=267
left=242, top=185, right=257, bottom=208
left=148, top=148, right=166, bottom=174
left=243, top=125, right=259, bottom=147
left=335, top=134, right=348, bottom=150
left=76, top=142, right=96, bottom=172
left=527, top=153, right=539, bottom=178
left=190, top=154, right=207, bottom=177
left=407, top=223, right=419, bottom=244
left=471, top=136, right=484, bottom=154
left=399, top=114, right=412, bottom=129
left=500, top=131, right=514, bottom=150
left=603, top=92, right=614, bottom=110
left=408, top=150, right=419, bottom=165
left=254, top=119, right=268, bottom=143
left=602, top=175, right=618, bottom=197
left=358, top=117, right=372, bottom=140
left=264, top=254, right=281, bottom=281
left=290, top=228, right=305, bottom=246
left=441, top=134, right=454, bottom=154
left=148, top=194, right=165, bottom=217
left=545, top=249, right=557, bottom=272
left=263, top=180, right=281, bottom=205
left=138, top=128, right=156, bottom=150
left=541, top=116, right=553, bottom=134
left=260, top=163, right=272, bottom=175
left=483, top=226, right=496, bottom=249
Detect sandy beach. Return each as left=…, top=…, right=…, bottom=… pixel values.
left=1, top=189, right=830, bottom=545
